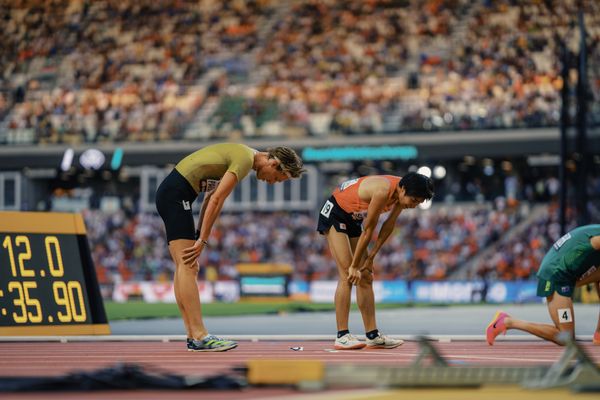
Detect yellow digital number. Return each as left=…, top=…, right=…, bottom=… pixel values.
left=3, top=236, right=35, bottom=277
left=3, top=236, right=17, bottom=277
left=16, top=236, right=34, bottom=277
left=52, top=281, right=87, bottom=323
left=8, top=281, right=27, bottom=323
left=23, top=281, right=42, bottom=323
left=45, top=236, right=64, bottom=278
left=53, top=281, right=72, bottom=322
left=7, top=281, right=43, bottom=324
left=68, top=281, right=87, bottom=322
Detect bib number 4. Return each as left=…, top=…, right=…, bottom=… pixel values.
left=557, top=308, right=573, bottom=323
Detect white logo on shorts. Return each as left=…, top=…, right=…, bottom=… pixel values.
left=320, top=200, right=333, bottom=218
left=339, top=223, right=346, bottom=230
left=182, top=200, right=191, bottom=210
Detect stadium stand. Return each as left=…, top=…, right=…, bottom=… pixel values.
left=2, top=0, right=599, bottom=143
left=1, top=0, right=599, bottom=294
left=81, top=164, right=600, bottom=287
left=0, top=0, right=276, bottom=143
left=204, top=0, right=600, bottom=137
left=85, top=203, right=525, bottom=284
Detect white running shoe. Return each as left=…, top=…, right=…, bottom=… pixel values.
left=334, top=333, right=366, bottom=350
left=366, top=333, right=404, bottom=349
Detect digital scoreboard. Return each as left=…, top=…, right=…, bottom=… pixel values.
left=236, top=263, right=292, bottom=301
left=0, top=212, right=110, bottom=335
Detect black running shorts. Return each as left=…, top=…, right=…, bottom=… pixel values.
left=317, top=196, right=363, bottom=238
left=155, top=169, right=199, bottom=243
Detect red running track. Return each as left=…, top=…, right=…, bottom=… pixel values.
left=0, top=340, right=598, bottom=399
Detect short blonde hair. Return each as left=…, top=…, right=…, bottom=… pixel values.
left=267, top=147, right=306, bottom=178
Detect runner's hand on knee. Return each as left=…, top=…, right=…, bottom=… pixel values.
left=182, top=240, right=206, bottom=266
left=347, top=266, right=362, bottom=285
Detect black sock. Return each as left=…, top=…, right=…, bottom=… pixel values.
left=337, top=330, right=350, bottom=338
left=366, top=329, right=379, bottom=340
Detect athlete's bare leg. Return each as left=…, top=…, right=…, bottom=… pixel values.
left=168, top=239, right=208, bottom=340
left=504, top=291, right=574, bottom=345
left=349, top=237, right=376, bottom=332
left=167, top=243, right=192, bottom=338
left=326, top=228, right=354, bottom=332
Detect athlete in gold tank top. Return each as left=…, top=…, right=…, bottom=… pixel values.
left=175, top=143, right=255, bottom=194
left=156, top=142, right=305, bottom=351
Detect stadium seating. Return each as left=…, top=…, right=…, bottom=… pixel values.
left=0, top=0, right=276, bottom=144
left=1, top=1, right=599, bottom=143
left=2, top=0, right=600, bottom=287
left=84, top=203, right=525, bottom=284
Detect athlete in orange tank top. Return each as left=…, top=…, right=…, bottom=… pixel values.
left=333, top=175, right=401, bottom=215
left=320, top=172, right=434, bottom=350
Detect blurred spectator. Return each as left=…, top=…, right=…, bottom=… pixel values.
left=207, top=0, right=600, bottom=137
left=2, top=0, right=599, bottom=142
left=0, top=0, right=275, bottom=143
left=84, top=202, right=524, bottom=284
left=474, top=202, right=600, bottom=281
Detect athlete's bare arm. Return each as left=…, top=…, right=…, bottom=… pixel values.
left=182, top=172, right=238, bottom=265
left=196, top=189, right=216, bottom=238
left=347, top=178, right=389, bottom=285
left=576, top=268, right=600, bottom=286
left=360, top=202, right=403, bottom=273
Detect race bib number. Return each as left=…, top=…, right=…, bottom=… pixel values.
left=199, top=179, right=220, bottom=192
left=557, top=308, right=573, bottom=323
left=320, top=200, right=334, bottom=218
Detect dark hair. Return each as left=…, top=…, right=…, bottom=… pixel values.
left=399, top=172, right=434, bottom=200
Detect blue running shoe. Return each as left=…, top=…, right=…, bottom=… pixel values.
left=188, top=335, right=237, bottom=352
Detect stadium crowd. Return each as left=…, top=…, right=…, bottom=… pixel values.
left=1, top=0, right=275, bottom=143
left=59, top=162, right=598, bottom=287
left=1, top=0, right=599, bottom=143
left=475, top=200, right=600, bottom=282
left=2, top=0, right=600, bottom=292
left=222, top=0, right=600, bottom=136
left=85, top=203, right=523, bottom=285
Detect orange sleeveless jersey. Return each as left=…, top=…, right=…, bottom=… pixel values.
left=332, top=175, right=401, bottom=214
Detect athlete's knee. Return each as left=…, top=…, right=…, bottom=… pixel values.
left=179, top=262, right=199, bottom=274
left=338, top=278, right=352, bottom=288
left=338, top=272, right=349, bottom=282
left=361, top=270, right=374, bottom=285
left=337, top=272, right=351, bottom=284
